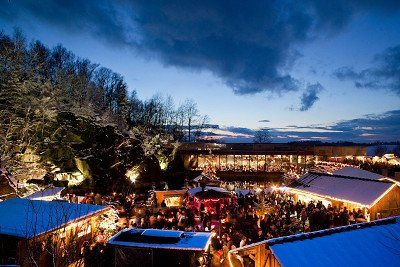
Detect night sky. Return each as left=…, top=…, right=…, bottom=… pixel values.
left=1, top=1, right=400, bottom=142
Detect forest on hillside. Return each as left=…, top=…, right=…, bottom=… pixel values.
left=0, top=30, right=207, bottom=192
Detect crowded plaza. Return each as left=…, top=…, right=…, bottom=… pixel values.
left=70, top=175, right=368, bottom=266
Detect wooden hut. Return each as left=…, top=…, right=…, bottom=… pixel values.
left=0, top=198, right=111, bottom=266
left=228, top=216, right=400, bottom=267
left=288, top=172, right=400, bottom=220
left=153, top=189, right=186, bottom=207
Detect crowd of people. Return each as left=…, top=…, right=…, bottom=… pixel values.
left=95, top=188, right=367, bottom=266
left=61, top=174, right=373, bottom=267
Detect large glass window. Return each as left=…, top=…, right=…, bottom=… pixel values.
left=235, top=155, right=242, bottom=170
left=187, top=155, right=198, bottom=169
left=242, top=155, right=250, bottom=171
left=258, top=155, right=266, bottom=171
left=250, top=155, right=258, bottom=171
left=198, top=155, right=206, bottom=169
left=227, top=155, right=235, bottom=171
left=220, top=155, right=227, bottom=170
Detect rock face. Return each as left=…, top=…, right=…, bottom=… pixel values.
left=0, top=169, right=17, bottom=199
left=39, top=112, right=164, bottom=193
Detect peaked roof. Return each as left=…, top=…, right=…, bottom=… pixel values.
left=194, top=189, right=231, bottom=199
left=0, top=198, right=107, bottom=238
left=289, top=172, right=395, bottom=207
left=188, top=186, right=228, bottom=195
left=24, top=187, right=65, bottom=200
left=333, top=166, right=385, bottom=180
left=267, top=216, right=400, bottom=267
left=108, top=228, right=213, bottom=251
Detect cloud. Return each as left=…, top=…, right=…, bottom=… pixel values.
left=258, top=119, right=270, bottom=123
left=2, top=1, right=400, bottom=102
left=284, top=125, right=338, bottom=132
left=360, top=133, right=377, bottom=137
left=199, top=109, right=400, bottom=142
left=299, top=83, right=324, bottom=111
left=334, top=45, right=400, bottom=96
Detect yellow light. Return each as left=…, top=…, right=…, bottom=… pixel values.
left=289, top=188, right=369, bottom=208
left=126, top=167, right=140, bottom=183
left=159, top=161, right=168, bottom=170
left=369, top=183, right=397, bottom=208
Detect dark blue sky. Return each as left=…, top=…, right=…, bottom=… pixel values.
left=1, top=1, right=400, bottom=142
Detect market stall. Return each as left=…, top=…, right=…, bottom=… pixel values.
left=154, top=190, right=186, bottom=207
left=188, top=187, right=233, bottom=214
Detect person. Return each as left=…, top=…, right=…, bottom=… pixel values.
left=94, top=193, right=102, bottom=205
left=239, top=236, right=248, bottom=247
left=96, top=230, right=106, bottom=244
left=161, top=199, right=167, bottom=208
left=254, top=228, right=264, bottom=242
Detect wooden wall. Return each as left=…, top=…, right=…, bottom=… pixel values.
left=370, top=185, right=400, bottom=220
left=229, top=243, right=282, bottom=267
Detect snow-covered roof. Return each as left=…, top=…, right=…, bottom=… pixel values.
left=267, top=216, right=400, bottom=267
left=193, top=174, right=207, bottom=182
left=333, top=166, right=385, bottom=180
left=188, top=186, right=229, bottom=195
left=0, top=198, right=107, bottom=238
left=289, top=172, right=395, bottom=207
left=24, top=187, right=65, bottom=200
left=108, top=228, right=213, bottom=251
left=235, top=189, right=254, bottom=196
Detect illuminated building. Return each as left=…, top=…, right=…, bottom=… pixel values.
left=178, top=143, right=366, bottom=181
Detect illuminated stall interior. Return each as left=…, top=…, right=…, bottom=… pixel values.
left=289, top=172, right=400, bottom=220
left=154, top=190, right=186, bottom=207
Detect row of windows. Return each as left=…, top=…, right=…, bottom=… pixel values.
left=184, top=154, right=318, bottom=172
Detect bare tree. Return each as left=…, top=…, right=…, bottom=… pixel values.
left=178, top=99, right=199, bottom=142
left=193, top=115, right=210, bottom=142
left=253, top=128, right=272, bottom=143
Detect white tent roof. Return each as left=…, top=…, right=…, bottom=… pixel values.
left=24, top=187, right=65, bottom=200
left=333, top=166, right=385, bottom=180
left=290, top=172, right=394, bottom=207
left=193, top=174, right=214, bottom=182
left=188, top=186, right=229, bottom=195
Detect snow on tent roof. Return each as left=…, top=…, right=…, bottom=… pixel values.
left=195, top=189, right=231, bottom=199
left=289, top=172, right=394, bottom=206
left=24, top=187, right=65, bottom=200
left=193, top=174, right=208, bottom=182
left=0, top=198, right=107, bottom=238
left=188, top=186, right=229, bottom=195
left=268, top=217, right=400, bottom=267
left=108, top=228, right=213, bottom=251
left=333, top=166, right=385, bottom=180
left=142, top=229, right=184, bottom=238
left=235, top=189, right=254, bottom=196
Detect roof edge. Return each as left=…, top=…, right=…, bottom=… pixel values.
left=229, top=216, right=399, bottom=254
left=306, top=171, right=392, bottom=183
